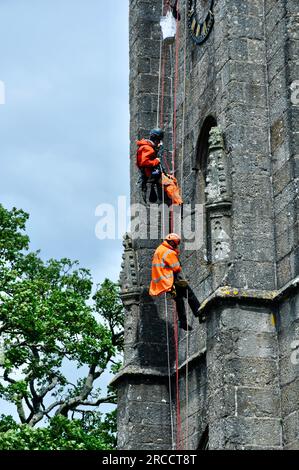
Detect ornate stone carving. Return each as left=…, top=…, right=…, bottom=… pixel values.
left=205, top=127, right=232, bottom=263
left=119, top=233, right=141, bottom=304
left=211, top=216, right=231, bottom=261
left=205, top=126, right=231, bottom=205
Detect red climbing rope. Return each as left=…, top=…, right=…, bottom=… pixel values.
left=172, top=7, right=180, bottom=176
left=160, top=46, right=173, bottom=176
left=170, top=0, right=180, bottom=235
left=160, top=50, right=166, bottom=129
left=173, top=304, right=182, bottom=449
left=173, top=3, right=182, bottom=449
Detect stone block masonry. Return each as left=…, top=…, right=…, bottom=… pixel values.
left=114, top=0, right=299, bottom=450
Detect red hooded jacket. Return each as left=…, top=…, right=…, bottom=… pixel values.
left=136, top=139, right=160, bottom=177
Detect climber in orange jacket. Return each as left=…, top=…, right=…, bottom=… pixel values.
left=149, top=233, right=201, bottom=330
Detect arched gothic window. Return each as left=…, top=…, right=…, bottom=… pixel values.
left=194, top=116, right=217, bottom=262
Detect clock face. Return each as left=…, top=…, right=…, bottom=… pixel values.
left=188, top=0, right=214, bottom=45
left=194, top=0, right=211, bottom=22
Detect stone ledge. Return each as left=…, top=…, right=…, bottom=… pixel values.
left=110, top=364, right=169, bottom=387
left=199, top=276, right=299, bottom=316
left=114, top=279, right=299, bottom=384
left=199, top=286, right=277, bottom=313
left=112, top=349, right=208, bottom=385
left=120, top=290, right=142, bottom=304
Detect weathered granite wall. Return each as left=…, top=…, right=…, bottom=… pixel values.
left=114, top=0, right=299, bottom=450
left=265, top=0, right=299, bottom=450
left=114, top=0, right=174, bottom=450
left=176, top=0, right=281, bottom=449
left=278, top=291, right=299, bottom=450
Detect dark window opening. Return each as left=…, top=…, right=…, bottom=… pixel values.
left=195, top=116, right=217, bottom=263
left=196, top=116, right=217, bottom=178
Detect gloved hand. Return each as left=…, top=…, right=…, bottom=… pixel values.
left=170, top=285, right=177, bottom=298
left=151, top=166, right=161, bottom=177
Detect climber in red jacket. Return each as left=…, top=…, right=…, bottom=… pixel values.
left=136, top=128, right=164, bottom=203
left=136, top=128, right=183, bottom=205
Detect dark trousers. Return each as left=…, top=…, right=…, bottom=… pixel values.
left=138, top=168, right=162, bottom=203
left=174, top=284, right=200, bottom=322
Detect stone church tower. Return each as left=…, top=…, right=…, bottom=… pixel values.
left=112, top=0, right=299, bottom=450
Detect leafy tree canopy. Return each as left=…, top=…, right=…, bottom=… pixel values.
left=0, top=412, right=116, bottom=450
left=0, top=204, right=123, bottom=449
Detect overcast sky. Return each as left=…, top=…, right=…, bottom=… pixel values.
left=0, top=0, right=129, bottom=284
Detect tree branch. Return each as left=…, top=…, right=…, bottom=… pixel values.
left=55, top=355, right=110, bottom=417
left=106, top=316, right=123, bottom=347
left=27, top=400, right=64, bottom=427
left=3, top=370, right=16, bottom=384
left=23, top=394, right=34, bottom=414
left=77, top=394, right=117, bottom=407
left=25, top=376, right=59, bottom=425
left=29, top=379, right=39, bottom=402
left=45, top=401, right=65, bottom=414
left=3, top=369, right=36, bottom=421
left=39, top=377, right=59, bottom=399
left=109, top=358, right=120, bottom=366
left=16, top=399, right=26, bottom=424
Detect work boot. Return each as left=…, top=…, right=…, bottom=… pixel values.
left=149, top=185, right=158, bottom=203
left=156, top=183, right=163, bottom=203
left=178, top=319, right=193, bottom=331
left=192, top=302, right=203, bottom=318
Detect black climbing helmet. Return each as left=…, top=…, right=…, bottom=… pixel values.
left=150, top=128, right=164, bottom=141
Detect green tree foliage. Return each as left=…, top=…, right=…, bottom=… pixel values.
left=0, top=204, right=123, bottom=449
left=0, top=412, right=116, bottom=450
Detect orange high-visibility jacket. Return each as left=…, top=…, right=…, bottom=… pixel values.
left=136, top=139, right=160, bottom=177
left=161, top=173, right=183, bottom=205
left=149, top=241, right=182, bottom=296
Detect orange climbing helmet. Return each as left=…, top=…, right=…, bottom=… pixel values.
left=165, top=233, right=181, bottom=246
